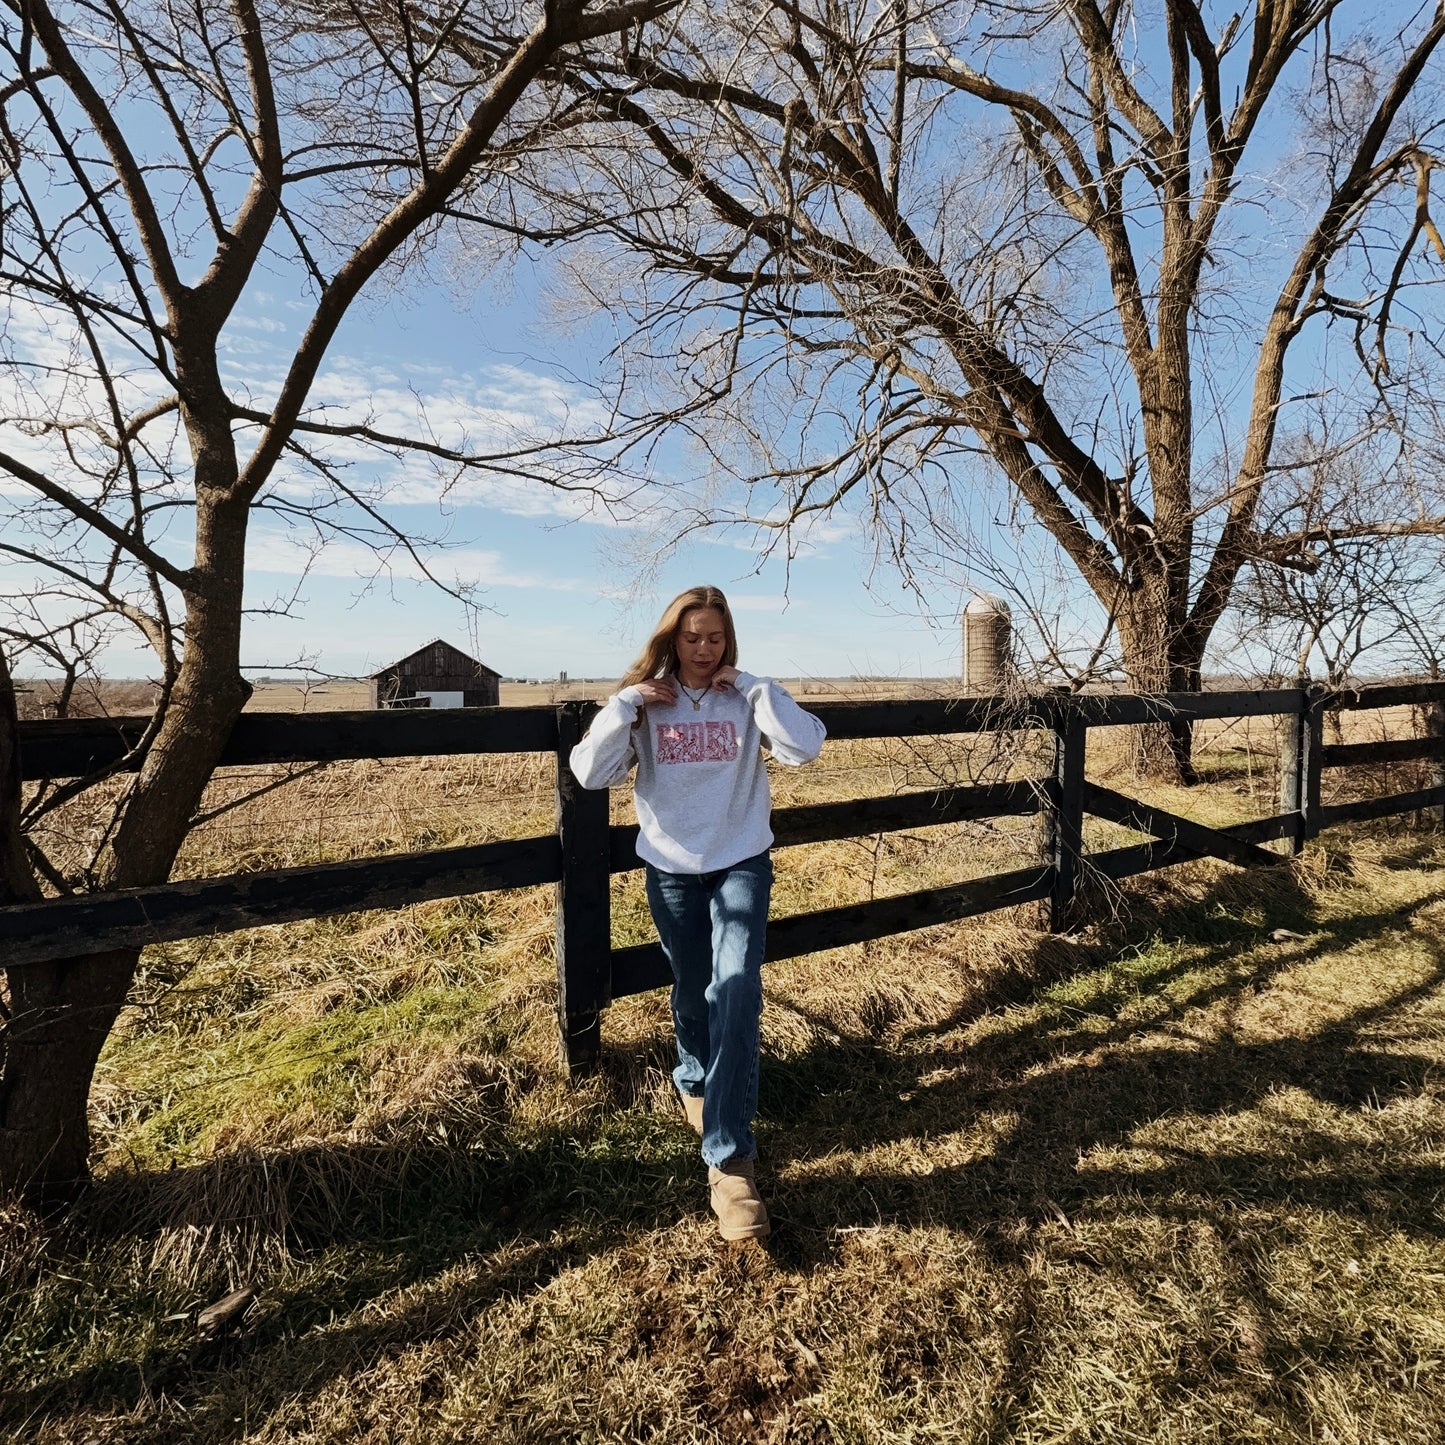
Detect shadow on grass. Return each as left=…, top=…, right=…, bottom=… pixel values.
left=8, top=859, right=1445, bottom=1439
left=1, top=1119, right=700, bottom=1440
left=762, top=868, right=1445, bottom=1265
left=748, top=864, right=1445, bottom=1429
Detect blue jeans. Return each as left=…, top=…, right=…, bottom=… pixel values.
left=644, top=851, right=773, bottom=1169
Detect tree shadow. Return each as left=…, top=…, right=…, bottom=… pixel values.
left=9, top=863, right=1445, bottom=1439
left=1, top=1121, right=700, bottom=1440
left=760, top=868, right=1445, bottom=1274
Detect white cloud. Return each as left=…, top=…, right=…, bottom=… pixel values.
left=727, top=593, right=794, bottom=611
left=245, top=528, right=592, bottom=593
left=223, top=346, right=654, bottom=526
left=0, top=293, right=175, bottom=497
left=229, top=313, right=287, bottom=335
left=692, top=510, right=855, bottom=553
left=2, top=287, right=692, bottom=539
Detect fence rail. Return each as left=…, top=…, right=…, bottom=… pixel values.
left=5, top=681, right=1444, bottom=1069
left=12, top=687, right=1310, bottom=782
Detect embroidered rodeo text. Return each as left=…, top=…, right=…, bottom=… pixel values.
left=655, top=719, right=740, bottom=764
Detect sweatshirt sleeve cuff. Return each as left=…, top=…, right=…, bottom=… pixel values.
left=732, top=671, right=765, bottom=693
left=615, top=685, right=646, bottom=708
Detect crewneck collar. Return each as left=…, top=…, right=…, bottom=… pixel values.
left=674, top=673, right=713, bottom=708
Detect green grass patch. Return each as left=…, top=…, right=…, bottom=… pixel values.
left=6, top=816, right=1445, bottom=1443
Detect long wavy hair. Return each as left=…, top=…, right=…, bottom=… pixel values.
left=619, top=585, right=738, bottom=688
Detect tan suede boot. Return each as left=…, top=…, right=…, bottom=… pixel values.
left=708, top=1157, right=770, bottom=1241
left=677, top=1089, right=704, bottom=1136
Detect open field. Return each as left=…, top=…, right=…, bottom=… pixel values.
left=237, top=678, right=940, bottom=712
left=14, top=675, right=1005, bottom=717
left=5, top=719, right=1445, bottom=1443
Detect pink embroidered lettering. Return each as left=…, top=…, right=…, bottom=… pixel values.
left=705, top=720, right=739, bottom=761
left=656, top=720, right=738, bottom=764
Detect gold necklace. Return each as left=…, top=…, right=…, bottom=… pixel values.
left=677, top=680, right=709, bottom=711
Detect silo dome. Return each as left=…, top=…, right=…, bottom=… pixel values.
left=962, top=594, right=1012, bottom=693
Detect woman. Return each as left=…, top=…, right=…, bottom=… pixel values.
left=569, top=585, right=826, bottom=1241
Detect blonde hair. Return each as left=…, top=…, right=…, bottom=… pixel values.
left=619, top=586, right=738, bottom=689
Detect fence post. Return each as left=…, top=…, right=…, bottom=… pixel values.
left=1302, top=686, right=1325, bottom=843
left=1427, top=692, right=1445, bottom=831
left=1278, top=683, right=1324, bottom=854
left=1046, top=708, right=1087, bottom=932
left=1278, top=685, right=1305, bottom=855
left=554, top=701, right=611, bottom=1073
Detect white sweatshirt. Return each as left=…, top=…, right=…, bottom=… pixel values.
left=568, top=671, right=827, bottom=874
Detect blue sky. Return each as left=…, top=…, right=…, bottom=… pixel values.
left=221, top=276, right=979, bottom=684
left=8, top=5, right=1436, bottom=688
left=0, top=21, right=982, bottom=689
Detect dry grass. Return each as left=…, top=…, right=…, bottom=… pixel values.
left=238, top=676, right=932, bottom=712
left=5, top=720, right=1445, bottom=1444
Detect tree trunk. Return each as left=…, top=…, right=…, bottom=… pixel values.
left=0, top=494, right=253, bottom=1205
left=0, top=646, right=124, bottom=1208
left=0, top=949, right=139, bottom=1209
left=1427, top=660, right=1444, bottom=832
left=104, top=497, right=254, bottom=889
left=0, top=645, right=37, bottom=906
left=1117, top=579, right=1201, bottom=785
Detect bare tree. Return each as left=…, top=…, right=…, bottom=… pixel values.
left=0, top=0, right=674, bottom=1205
left=479, top=0, right=1445, bottom=776
left=1228, top=454, right=1445, bottom=795
left=1228, top=437, right=1445, bottom=688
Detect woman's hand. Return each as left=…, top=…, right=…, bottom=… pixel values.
left=634, top=678, right=677, bottom=707
left=711, top=665, right=741, bottom=691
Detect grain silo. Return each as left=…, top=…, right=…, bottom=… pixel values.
left=961, top=594, right=1012, bottom=693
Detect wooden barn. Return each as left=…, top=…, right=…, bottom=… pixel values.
left=368, top=639, right=501, bottom=709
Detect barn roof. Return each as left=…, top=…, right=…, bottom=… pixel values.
left=367, top=638, right=501, bottom=679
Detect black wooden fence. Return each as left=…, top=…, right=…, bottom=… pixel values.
left=4, top=681, right=1443, bottom=1069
